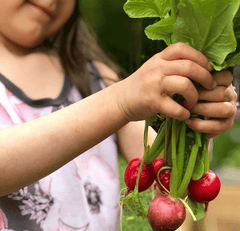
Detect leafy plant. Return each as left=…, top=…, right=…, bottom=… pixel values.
left=124, top=0, right=240, bottom=70
left=121, top=0, right=240, bottom=228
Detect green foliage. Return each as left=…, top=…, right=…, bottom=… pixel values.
left=124, top=0, right=240, bottom=71
left=122, top=0, right=240, bottom=222
left=185, top=197, right=206, bottom=221
left=123, top=0, right=170, bottom=18
left=145, top=16, right=175, bottom=45
left=172, top=0, right=239, bottom=70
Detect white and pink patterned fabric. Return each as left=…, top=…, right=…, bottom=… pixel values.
left=0, top=62, right=120, bottom=231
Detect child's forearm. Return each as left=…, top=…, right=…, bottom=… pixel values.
left=0, top=82, right=128, bottom=196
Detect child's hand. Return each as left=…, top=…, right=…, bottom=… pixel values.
left=118, top=43, right=216, bottom=121
left=186, top=70, right=237, bottom=138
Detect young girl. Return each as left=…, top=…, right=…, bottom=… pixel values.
left=0, top=0, right=237, bottom=230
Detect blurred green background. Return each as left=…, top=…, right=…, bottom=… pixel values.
left=80, top=1, right=240, bottom=230
left=80, top=0, right=167, bottom=74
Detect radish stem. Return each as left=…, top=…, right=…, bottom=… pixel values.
left=136, top=119, right=150, bottom=190
left=177, top=121, right=186, bottom=186
left=203, top=133, right=209, bottom=173
left=177, top=144, right=199, bottom=197
left=195, top=131, right=202, bottom=147
left=156, top=166, right=172, bottom=194
left=164, top=117, right=172, bottom=166
left=148, top=121, right=166, bottom=163
left=179, top=198, right=197, bottom=222
left=170, top=0, right=177, bottom=21
left=170, top=118, right=178, bottom=198
left=154, top=142, right=165, bottom=159
left=144, top=119, right=149, bottom=149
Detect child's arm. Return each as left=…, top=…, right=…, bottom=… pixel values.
left=0, top=83, right=129, bottom=195
left=0, top=43, right=235, bottom=196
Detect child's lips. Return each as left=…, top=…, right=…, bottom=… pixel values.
left=39, top=7, right=55, bottom=18
left=28, top=1, right=55, bottom=18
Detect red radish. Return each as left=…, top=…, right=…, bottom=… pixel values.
left=124, top=158, right=155, bottom=192
left=148, top=194, right=186, bottom=230
left=156, top=168, right=171, bottom=194
left=152, top=158, right=164, bottom=175
left=188, top=170, right=221, bottom=203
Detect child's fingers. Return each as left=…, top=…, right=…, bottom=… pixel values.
left=212, top=70, right=233, bottom=87
left=191, top=102, right=236, bottom=119
left=156, top=95, right=191, bottom=121
left=163, top=75, right=198, bottom=109
left=162, top=59, right=216, bottom=90
left=198, top=86, right=234, bottom=102
left=185, top=117, right=235, bottom=136
left=187, top=81, right=237, bottom=138
left=154, top=75, right=199, bottom=120
left=159, top=43, right=213, bottom=71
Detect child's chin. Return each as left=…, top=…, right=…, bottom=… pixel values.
left=13, top=37, right=45, bottom=50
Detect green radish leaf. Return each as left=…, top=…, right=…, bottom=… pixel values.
left=145, top=16, right=175, bottom=45
left=172, top=0, right=240, bottom=70
left=123, top=0, right=171, bottom=19
left=123, top=0, right=160, bottom=18
left=234, top=6, right=240, bottom=32
left=154, top=0, right=171, bottom=18
left=185, top=197, right=206, bottom=221
left=122, top=189, right=147, bottom=219
left=234, top=14, right=240, bottom=39
left=227, top=13, right=240, bottom=67
left=235, top=5, right=240, bottom=18
left=226, top=51, right=240, bottom=67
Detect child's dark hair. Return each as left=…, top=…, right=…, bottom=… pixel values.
left=42, top=1, right=123, bottom=98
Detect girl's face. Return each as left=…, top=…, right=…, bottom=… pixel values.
left=0, top=0, right=75, bottom=48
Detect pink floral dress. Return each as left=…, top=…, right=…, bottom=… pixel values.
left=0, top=62, right=120, bottom=231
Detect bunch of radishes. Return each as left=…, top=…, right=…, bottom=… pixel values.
left=122, top=117, right=221, bottom=231
left=121, top=0, right=240, bottom=229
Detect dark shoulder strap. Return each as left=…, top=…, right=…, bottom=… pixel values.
left=87, top=61, right=103, bottom=94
